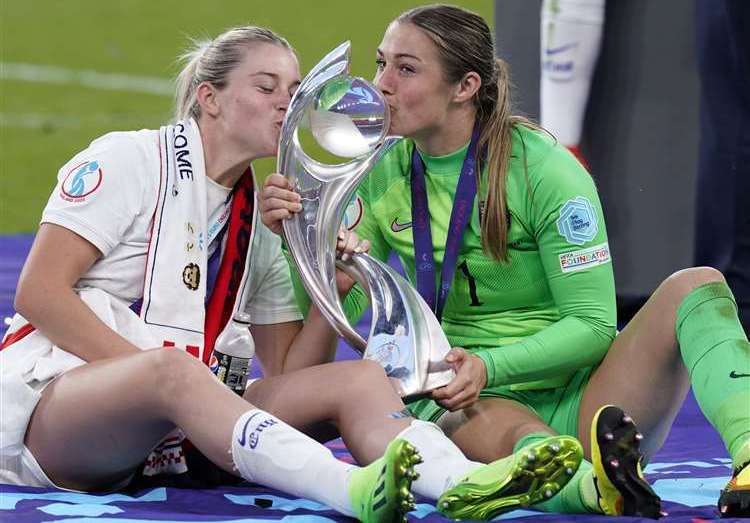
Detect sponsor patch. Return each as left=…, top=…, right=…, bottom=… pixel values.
left=557, top=196, right=598, bottom=245
left=342, top=196, right=363, bottom=231
left=60, top=160, right=103, bottom=202
left=559, top=242, right=611, bottom=273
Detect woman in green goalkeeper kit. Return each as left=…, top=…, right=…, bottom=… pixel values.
left=261, top=4, right=750, bottom=519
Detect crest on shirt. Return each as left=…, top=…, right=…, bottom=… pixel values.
left=342, top=196, right=363, bottom=231
left=60, top=160, right=103, bottom=202
left=182, top=263, right=200, bottom=291
left=556, top=196, right=598, bottom=245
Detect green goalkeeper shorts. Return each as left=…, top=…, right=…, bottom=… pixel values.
left=407, top=366, right=593, bottom=438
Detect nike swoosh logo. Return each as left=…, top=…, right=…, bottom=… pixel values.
left=545, top=42, right=578, bottom=55
left=391, top=218, right=412, bottom=232
left=729, top=371, right=750, bottom=379
left=237, top=412, right=262, bottom=446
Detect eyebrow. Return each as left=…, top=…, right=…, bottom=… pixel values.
left=376, top=49, right=423, bottom=62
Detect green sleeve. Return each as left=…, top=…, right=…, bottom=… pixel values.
left=476, top=141, right=617, bottom=388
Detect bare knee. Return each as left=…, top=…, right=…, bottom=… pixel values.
left=660, top=266, right=725, bottom=303
left=340, top=359, right=391, bottom=394
left=145, top=348, right=213, bottom=410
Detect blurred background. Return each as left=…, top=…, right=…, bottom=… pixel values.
left=495, top=0, right=703, bottom=316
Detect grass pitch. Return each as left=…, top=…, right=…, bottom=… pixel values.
left=0, top=1, right=492, bottom=232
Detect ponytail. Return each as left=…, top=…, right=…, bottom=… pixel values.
left=478, top=58, right=539, bottom=262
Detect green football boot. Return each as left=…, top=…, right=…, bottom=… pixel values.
left=437, top=435, right=583, bottom=520
left=348, top=438, right=422, bottom=523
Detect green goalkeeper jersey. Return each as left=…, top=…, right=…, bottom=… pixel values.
left=342, top=124, right=616, bottom=390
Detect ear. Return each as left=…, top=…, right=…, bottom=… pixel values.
left=453, top=71, right=481, bottom=104
left=196, top=81, right=221, bottom=118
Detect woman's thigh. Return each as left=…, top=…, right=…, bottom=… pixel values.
left=245, top=360, right=404, bottom=426
left=440, top=397, right=554, bottom=462
left=577, top=269, right=723, bottom=459
left=25, top=351, right=177, bottom=491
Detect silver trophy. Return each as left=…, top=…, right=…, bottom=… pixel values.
left=277, top=42, right=455, bottom=399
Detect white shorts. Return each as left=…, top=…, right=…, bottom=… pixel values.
left=0, top=445, right=63, bottom=489
left=0, top=320, right=86, bottom=489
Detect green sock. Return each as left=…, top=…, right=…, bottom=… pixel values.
left=676, top=281, right=750, bottom=469
left=513, top=432, right=598, bottom=513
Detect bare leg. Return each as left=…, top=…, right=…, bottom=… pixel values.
left=439, top=397, right=555, bottom=461
left=26, top=348, right=258, bottom=490
left=435, top=398, right=586, bottom=519
left=244, top=359, right=412, bottom=464
left=578, top=267, right=725, bottom=460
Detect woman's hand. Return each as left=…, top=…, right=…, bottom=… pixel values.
left=430, top=347, right=488, bottom=411
left=334, top=228, right=369, bottom=295
left=260, top=174, right=301, bottom=235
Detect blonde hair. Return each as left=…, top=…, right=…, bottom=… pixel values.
left=174, top=26, right=293, bottom=121
left=397, top=5, right=542, bottom=262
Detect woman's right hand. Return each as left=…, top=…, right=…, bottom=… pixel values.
left=260, top=174, right=302, bottom=235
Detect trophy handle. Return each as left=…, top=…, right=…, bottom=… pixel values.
left=338, top=254, right=455, bottom=398
left=281, top=137, right=399, bottom=351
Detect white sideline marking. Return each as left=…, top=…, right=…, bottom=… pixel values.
left=0, top=62, right=173, bottom=96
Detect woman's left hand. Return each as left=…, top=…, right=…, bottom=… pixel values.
left=334, top=228, right=369, bottom=295
left=336, top=227, right=369, bottom=262
left=430, top=347, right=487, bottom=411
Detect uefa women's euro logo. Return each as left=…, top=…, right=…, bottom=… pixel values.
left=60, top=160, right=103, bottom=202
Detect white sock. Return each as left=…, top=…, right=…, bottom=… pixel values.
left=395, top=419, right=481, bottom=499
left=231, top=409, right=355, bottom=516
left=540, top=0, right=606, bottom=146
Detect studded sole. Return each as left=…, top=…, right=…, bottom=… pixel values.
left=437, top=435, right=583, bottom=520
left=593, top=406, right=662, bottom=518
left=389, top=440, right=422, bottom=523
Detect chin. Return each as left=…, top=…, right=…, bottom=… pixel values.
left=388, top=121, right=409, bottom=137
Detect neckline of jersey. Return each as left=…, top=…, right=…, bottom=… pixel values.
left=415, top=140, right=471, bottom=175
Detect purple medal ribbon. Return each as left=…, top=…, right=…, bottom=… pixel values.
left=410, top=122, right=482, bottom=322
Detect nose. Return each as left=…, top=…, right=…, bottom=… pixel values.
left=277, top=93, right=291, bottom=113
left=374, top=68, right=393, bottom=96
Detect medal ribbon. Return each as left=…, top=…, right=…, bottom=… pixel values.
left=410, top=122, right=482, bottom=322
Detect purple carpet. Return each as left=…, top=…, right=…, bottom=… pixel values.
left=0, top=234, right=735, bottom=522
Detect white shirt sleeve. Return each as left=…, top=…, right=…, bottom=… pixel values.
left=41, top=132, right=151, bottom=256
left=244, top=226, right=303, bottom=325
